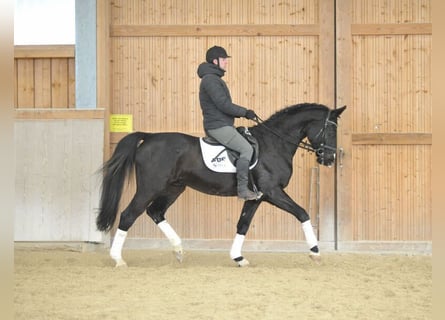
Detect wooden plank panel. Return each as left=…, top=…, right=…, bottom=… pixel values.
left=351, top=23, right=431, bottom=35
left=14, top=45, right=77, bottom=109
left=51, top=58, right=69, bottom=108
left=352, top=0, right=431, bottom=24
left=352, top=145, right=431, bottom=241
left=15, top=109, right=105, bottom=120
left=34, top=59, right=52, bottom=108
left=15, top=45, right=75, bottom=58
left=352, top=133, right=432, bottom=145
left=352, top=35, right=432, bottom=133
left=111, top=0, right=319, bottom=25
left=111, top=24, right=320, bottom=37
left=344, top=0, right=432, bottom=244
left=16, top=59, right=35, bottom=108
left=68, top=58, right=76, bottom=108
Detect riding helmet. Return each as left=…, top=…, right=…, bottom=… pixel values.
left=206, top=46, right=231, bottom=63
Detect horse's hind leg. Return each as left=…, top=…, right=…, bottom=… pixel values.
left=109, top=192, right=151, bottom=267
left=230, top=200, right=261, bottom=267
left=146, top=185, right=186, bottom=262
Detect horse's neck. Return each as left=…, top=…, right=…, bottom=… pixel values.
left=254, top=107, right=326, bottom=157
left=271, top=117, right=307, bottom=142
left=254, top=118, right=307, bottom=156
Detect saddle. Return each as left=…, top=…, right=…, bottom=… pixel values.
left=199, top=127, right=259, bottom=173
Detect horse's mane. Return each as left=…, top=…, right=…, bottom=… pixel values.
left=264, top=103, right=329, bottom=124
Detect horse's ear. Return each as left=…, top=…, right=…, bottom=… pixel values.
left=333, top=105, right=346, bottom=117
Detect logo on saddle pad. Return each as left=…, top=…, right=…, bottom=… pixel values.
left=199, top=127, right=259, bottom=173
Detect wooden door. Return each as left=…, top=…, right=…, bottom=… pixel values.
left=336, top=0, right=432, bottom=251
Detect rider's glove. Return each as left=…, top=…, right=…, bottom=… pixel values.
left=245, top=109, right=257, bottom=120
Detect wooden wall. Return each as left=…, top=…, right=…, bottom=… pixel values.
left=14, top=45, right=76, bottom=109
left=14, top=45, right=105, bottom=242
left=336, top=0, right=432, bottom=249
left=103, top=0, right=432, bottom=251
left=107, top=0, right=334, bottom=245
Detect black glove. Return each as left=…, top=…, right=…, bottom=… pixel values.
left=245, top=109, right=257, bottom=120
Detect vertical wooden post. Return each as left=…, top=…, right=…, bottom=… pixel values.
left=335, top=0, right=354, bottom=245
left=317, top=0, right=336, bottom=248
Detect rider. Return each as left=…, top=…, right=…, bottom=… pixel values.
left=197, top=45, right=262, bottom=201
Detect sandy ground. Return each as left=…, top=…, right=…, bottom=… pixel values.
left=14, top=248, right=431, bottom=320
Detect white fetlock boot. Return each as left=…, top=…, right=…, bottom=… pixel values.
left=110, top=229, right=128, bottom=267
left=230, top=234, right=250, bottom=267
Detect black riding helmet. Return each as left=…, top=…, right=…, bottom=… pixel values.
left=206, top=46, right=231, bottom=63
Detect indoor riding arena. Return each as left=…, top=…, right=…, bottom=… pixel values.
left=14, top=1, right=432, bottom=319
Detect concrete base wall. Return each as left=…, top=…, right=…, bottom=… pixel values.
left=15, top=119, right=104, bottom=242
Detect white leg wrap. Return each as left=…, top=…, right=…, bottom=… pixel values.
left=230, top=234, right=245, bottom=260
left=302, top=220, right=318, bottom=249
left=110, top=229, right=127, bottom=260
left=158, top=220, right=181, bottom=247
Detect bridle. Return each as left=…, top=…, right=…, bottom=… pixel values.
left=312, top=110, right=338, bottom=159
left=253, top=110, right=338, bottom=160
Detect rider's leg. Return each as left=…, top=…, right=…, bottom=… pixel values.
left=207, top=126, right=261, bottom=200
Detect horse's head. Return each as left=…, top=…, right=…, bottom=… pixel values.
left=306, top=106, right=346, bottom=167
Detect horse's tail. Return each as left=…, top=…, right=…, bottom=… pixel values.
left=96, top=131, right=147, bottom=232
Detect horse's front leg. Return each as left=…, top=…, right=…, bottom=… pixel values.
left=230, top=200, right=261, bottom=267
left=266, top=188, right=321, bottom=263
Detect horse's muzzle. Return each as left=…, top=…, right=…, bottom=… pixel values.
left=316, top=152, right=336, bottom=167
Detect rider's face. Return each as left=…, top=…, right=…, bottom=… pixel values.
left=215, top=57, right=229, bottom=70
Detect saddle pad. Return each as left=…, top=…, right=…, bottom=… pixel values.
left=199, top=138, right=257, bottom=173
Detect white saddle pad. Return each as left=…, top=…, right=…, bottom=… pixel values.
left=199, top=138, right=257, bottom=173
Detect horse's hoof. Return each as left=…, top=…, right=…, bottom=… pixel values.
left=234, top=257, right=250, bottom=267
left=115, top=259, right=128, bottom=268
left=173, top=246, right=184, bottom=263
left=309, top=253, right=321, bottom=265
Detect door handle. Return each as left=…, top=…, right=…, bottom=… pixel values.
left=338, top=147, right=344, bottom=168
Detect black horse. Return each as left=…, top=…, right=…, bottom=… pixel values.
left=97, top=103, right=346, bottom=267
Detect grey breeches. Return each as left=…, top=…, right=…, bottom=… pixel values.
left=207, top=126, right=253, bottom=162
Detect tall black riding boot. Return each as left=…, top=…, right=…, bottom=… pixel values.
left=236, top=159, right=262, bottom=201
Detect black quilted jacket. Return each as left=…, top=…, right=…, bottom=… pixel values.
left=197, top=62, right=248, bottom=130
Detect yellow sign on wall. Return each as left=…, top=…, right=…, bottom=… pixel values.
left=110, top=114, right=133, bottom=132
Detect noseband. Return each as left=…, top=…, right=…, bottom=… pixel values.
left=254, top=110, right=337, bottom=159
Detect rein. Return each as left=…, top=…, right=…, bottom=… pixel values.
left=253, top=110, right=337, bottom=156
left=253, top=115, right=316, bottom=153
